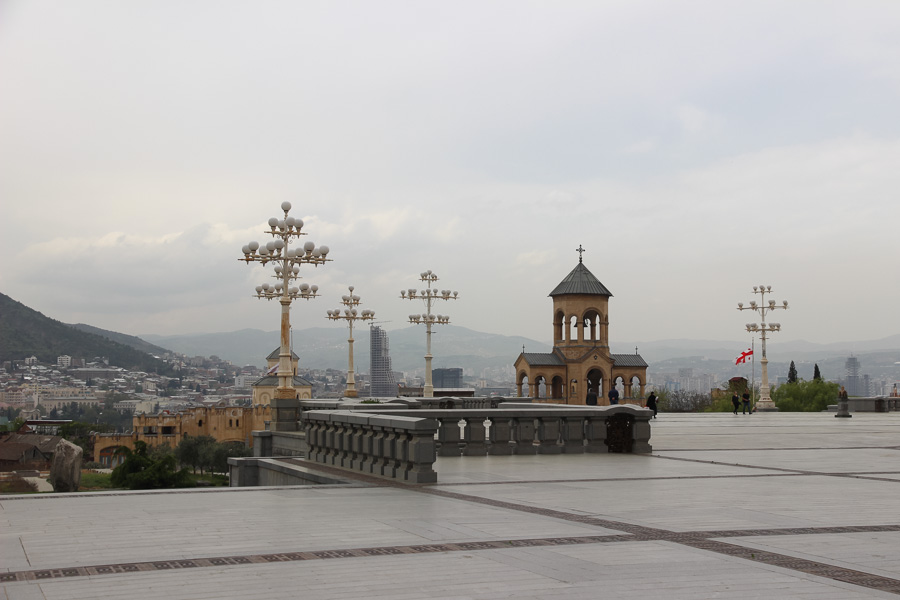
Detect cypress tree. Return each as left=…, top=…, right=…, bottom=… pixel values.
left=813, top=364, right=821, bottom=380
left=788, top=361, right=798, bottom=384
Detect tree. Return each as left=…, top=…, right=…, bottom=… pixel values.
left=58, top=421, right=113, bottom=457
left=110, top=441, right=192, bottom=490
left=813, top=364, right=822, bottom=380
left=175, top=435, right=214, bottom=473
left=772, top=379, right=840, bottom=412
left=654, top=389, right=716, bottom=412
left=788, top=361, right=798, bottom=384
left=176, top=436, right=249, bottom=474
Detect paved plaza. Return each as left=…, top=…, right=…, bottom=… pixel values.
left=2, top=413, right=899, bottom=599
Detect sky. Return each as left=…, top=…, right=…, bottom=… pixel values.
left=1, top=1, right=899, bottom=349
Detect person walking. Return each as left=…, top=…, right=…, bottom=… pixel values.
left=646, top=391, right=658, bottom=418
left=586, top=387, right=598, bottom=406
left=731, top=392, right=741, bottom=415
left=742, top=391, right=751, bottom=414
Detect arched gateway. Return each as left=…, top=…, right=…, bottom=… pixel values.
left=514, top=249, right=648, bottom=405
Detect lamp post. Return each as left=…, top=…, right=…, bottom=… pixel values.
left=400, top=270, right=458, bottom=398
left=326, top=286, right=375, bottom=398
left=239, top=202, right=330, bottom=430
left=737, top=285, right=788, bottom=412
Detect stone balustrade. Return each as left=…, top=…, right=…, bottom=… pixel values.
left=303, top=410, right=438, bottom=484
left=347, top=404, right=653, bottom=456
left=828, top=396, right=899, bottom=413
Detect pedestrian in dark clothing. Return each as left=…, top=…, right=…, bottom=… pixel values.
left=608, top=387, right=619, bottom=405
left=586, top=388, right=598, bottom=406
left=742, top=391, right=751, bottom=414
left=646, top=392, right=658, bottom=418
left=731, top=392, right=740, bottom=415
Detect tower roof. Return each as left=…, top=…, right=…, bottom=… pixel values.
left=266, top=348, right=300, bottom=360
left=549, top=262, right=613, bottom=297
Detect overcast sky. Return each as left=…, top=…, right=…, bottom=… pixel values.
left=1, top=1, right=898, bottom=350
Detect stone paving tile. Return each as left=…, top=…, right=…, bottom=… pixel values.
left=3, top=543, right=897, bottom=600
left=658, top=447, right=900, bottom=474
left=434, top=473, right=899, bottom=532
left=719, top=532, right=900, bottom=578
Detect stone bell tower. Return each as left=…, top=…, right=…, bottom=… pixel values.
left=514, top=245, right=648, bottom=404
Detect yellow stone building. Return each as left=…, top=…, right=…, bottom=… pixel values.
left=94, top=349, right=313, bottom=464
left=514, top=255, right=648, bottom=405
left=251, top=348, right=313, bottom=405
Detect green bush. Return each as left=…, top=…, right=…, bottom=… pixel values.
left=110, top=441, right=193, bottom=490
left=175, top=436, right=250, bottom=474
left=773, top=379, right=840, bottom=412
left=704, top=396, right=736, bottom=413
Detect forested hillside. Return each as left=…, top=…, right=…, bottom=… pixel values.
left=0, top=293, right=173, bottom=372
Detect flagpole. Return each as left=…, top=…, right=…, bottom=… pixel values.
left=751, top=337, right=756, bottom=411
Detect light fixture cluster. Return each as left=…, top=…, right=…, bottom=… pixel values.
left=400, top=270, right=458, bottom=327
left=326, top=286, right=376, bottom=322
left=408, top=314, right=450, bottom=324
left=737, top=284, right=789, bottom=332
left=746, top=323, right=781, bottom=332
left=239, top=201, right=330, bottom=301
left=401, top=288, right=458, bottom=299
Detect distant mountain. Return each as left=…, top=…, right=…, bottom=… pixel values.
left=68, top=323, right=171, bottom=357
left=0, top=292, right=173, bottom=373
left=614, top=337, right=900, bottom=384
left=143, top=325, right=551, bottom=373
left=140, top=326, right=900, bottom=381
left=615, top=335, right=900, bottom=364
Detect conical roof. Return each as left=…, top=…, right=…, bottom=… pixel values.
left=549, top=262, right=612, bottom=297
left=266, top=348, right=300, bottom=360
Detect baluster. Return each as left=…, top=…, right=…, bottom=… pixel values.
left=561, top=415, right=586, bottom=454
left=514, top=417, right=537, bottom=455
left=437, top=416, right=462, bottom=456
left=488, top=417, right=513, bottom=455
left=585, top=414, right=608, bottom=453
left=537, top=416, right=562, bottom=454
left=463, top=416, right=487, bottom=456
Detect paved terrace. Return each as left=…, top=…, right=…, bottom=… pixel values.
left=2, top=413, right=899, bottom=599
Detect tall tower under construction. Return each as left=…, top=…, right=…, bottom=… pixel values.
left=845, top=356, right=863, bottom=397
left=369, top=325, right=397, bottom=397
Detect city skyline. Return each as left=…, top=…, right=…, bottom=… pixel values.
left=2, top=2, right=899, bottom=347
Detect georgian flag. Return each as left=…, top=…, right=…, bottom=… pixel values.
left=735, top=348, right=754, bottom=365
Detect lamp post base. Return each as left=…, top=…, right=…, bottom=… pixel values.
left=754, top=398, right=778, bottom=412
left=270, top=392, right=300, bottom=431
left=835, top=400, right=852, bottom=418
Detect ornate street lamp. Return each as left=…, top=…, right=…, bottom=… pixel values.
left=239, top=202, right=330, bottom=430
left=326, top=286, right=375, bottom=398
left=400, top=270, right=458, bottom=398
left=737, top=285, right=788, bottom=412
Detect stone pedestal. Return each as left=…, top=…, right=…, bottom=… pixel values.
left=835, top=398, right=852, bottom=418
left=270, top=396, right=299, bottom=431
left=754, top=398, right=779, bottom=412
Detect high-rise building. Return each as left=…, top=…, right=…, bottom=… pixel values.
left=845, top=356, right=862, bottom=397
left=369, top=326, right=397, bottom=397
left=432, top=368, right=463, bottom=388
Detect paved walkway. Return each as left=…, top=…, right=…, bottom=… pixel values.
left=2, top=413, right=899, bottom=599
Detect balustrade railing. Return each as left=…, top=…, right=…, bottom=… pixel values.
left=345, top=405, right=652, bottom=456
left=303, top=410, right=438, bottom=483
